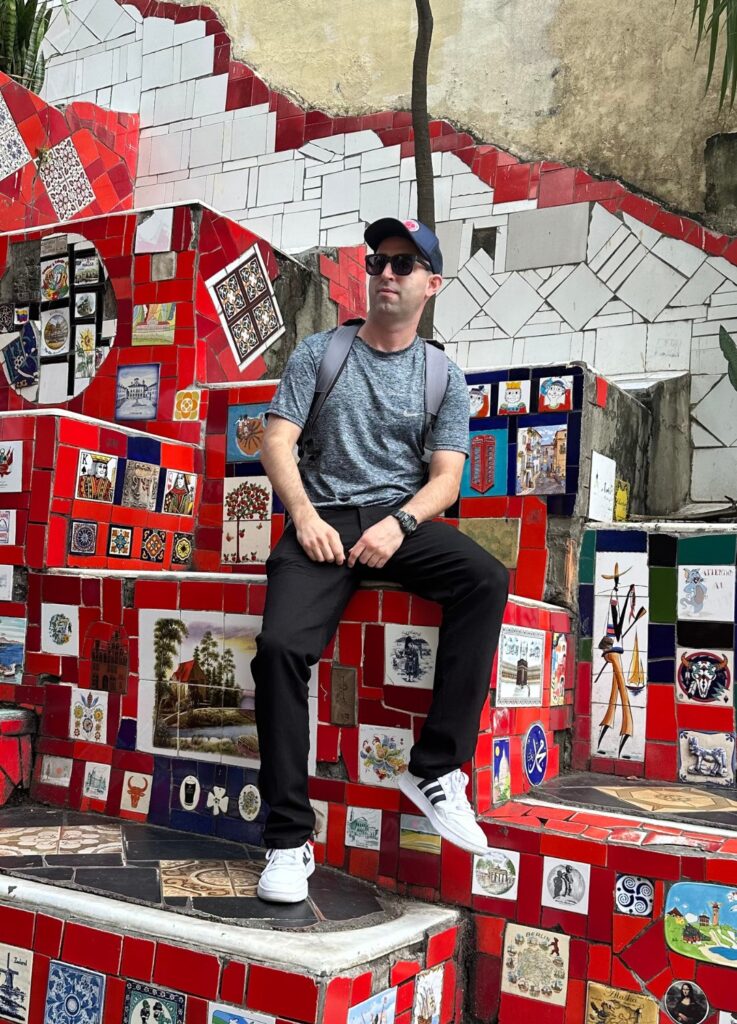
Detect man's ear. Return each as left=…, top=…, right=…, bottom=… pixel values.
left=427, top=273, right=443, bottom=298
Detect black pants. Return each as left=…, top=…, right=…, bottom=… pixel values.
left=252, top=506, right=509, bottom=848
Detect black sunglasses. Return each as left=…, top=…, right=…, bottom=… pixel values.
left=365, top=253, right=432, bottom=276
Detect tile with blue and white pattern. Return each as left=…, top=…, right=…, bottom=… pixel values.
left=44, top=961, right=105, bottom=1024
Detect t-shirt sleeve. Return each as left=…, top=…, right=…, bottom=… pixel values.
left=267, top=335, right=322, bottom=429
left=428, top=359, right=470, bottom=455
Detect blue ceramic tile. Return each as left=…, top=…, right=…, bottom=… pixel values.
left=648, top=658, right=675, bottom=683
left=596, top=530, right=648, bottom=552
left=116, top=718, right=137, bottom=750
left=169, top=808, right=217, bottom=835
left=566, top=423, right=581, bottom=464
left=648, top=624, right=676, bottom=658
left=112, top=458, right=127, bottom=504
left=648, top=534, right=678, bottom=566
left=531, top=364, right=570, bottom=380
left=154, top=467, right=167, bottom=510
left=232, top=462, right=269, bottom=478
left=572, top=374, right=584, bottom=409
left=579, top=585, right=594, bottom=637
left=565, top=464, right=579, bottom=493
left=126, top=436, right=161, bottom=464
left=45, top=962, right=105, bottom=1024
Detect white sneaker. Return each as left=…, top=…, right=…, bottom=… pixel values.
left=257, top=841, right=315, bottom=903
left=398, top=769, right=489, bottom=856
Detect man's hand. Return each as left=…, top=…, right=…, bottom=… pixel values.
left=347, top=516, right=404, bottom=569
left=294, top=511, right=345, bottom=563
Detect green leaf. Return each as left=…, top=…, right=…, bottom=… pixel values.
left=1, top=0, right=17, bottom=76
left=719, top=324, right=737, bottom=391
left=691, top=0, right=737, bottom=110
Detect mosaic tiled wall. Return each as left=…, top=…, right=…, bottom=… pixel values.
left=36, top=0, right=737, bottom=501
left=0, top=901, right=462, bottom=1024
left=577, top=528, right=737, bottom=780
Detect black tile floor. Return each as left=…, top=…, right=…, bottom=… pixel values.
left=0, top=802, right=387, bottom=930
left=536, top=773, right=737, bottom=830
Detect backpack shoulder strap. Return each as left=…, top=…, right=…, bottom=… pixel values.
left=422, top=340, right=449, bottom=462
left=305, top=322, right=363, bottom=432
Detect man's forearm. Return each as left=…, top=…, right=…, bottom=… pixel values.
left=261, top=440, right=317, bottom=525
left=400, top=471, right=460, bottom=524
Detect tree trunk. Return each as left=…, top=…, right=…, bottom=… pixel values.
left=412, top=0, right=436, bottom=339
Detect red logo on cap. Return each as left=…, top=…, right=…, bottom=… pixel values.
left=404, top=220, right=419, bottom=232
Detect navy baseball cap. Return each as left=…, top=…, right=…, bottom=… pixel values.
left=364, top=218, right=443, bottom=275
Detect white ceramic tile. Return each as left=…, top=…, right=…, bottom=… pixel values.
left=690, top=422, right=721, bottom=447
left=589, top=224, right=632, bottom=275
left=587, top=204, right=622, bottom=260
left=360, top=143, right=401, bottom=172
left=691, top=375, right=737, bottom=446
left=147, top=130, right=187, bottom=175
left=621, top=212, right=662, bottom=250
left=141, top=45, right=175, bottom=90
left=178, top=35, right=215, bottom=80
left=433, top=278, right=480, bottom=342
left=484, top=272, right=543, bottom=337
left=190, top=121, right=225, bottom=168
left=604, top=242, right=649, bottom=293
left=708, top=255, right=737, bottom=285
left=691, top=334, right=732, bottom=374
left=547, top=263, right=612, bottom=330
left=110, top=77, right=141, bottom=113
left=359, top=177, right=401, bottom=223
left=692, top=446, right=737, bottom=501
left=690, top=374, right=721, bottom=405
left=344, top=130, right=383, bottom=156
left=192, top=73, right=228, bottom=118
left=505, top=203, right=589, bottom=271
left=281, top=209, right=321, bottom=252
left=134, top=206, right=173, bottom=253
left=152, top=83, right=191, bottom=126
left=69, top=688, right=109, bottom=744
left=644, top=321, right=691, bottom=372
left=142, top=15, right=174, bottom=53
left=520, top=333, right=575, bottom=365
left=172, top=20, right=206, bottom=44
left=617, top=252, right=686, bottom=321
left=256, top=159, right=296, bottom=206
left=592, top=324, right=647, bottom=376
left=320, top=168, right=360, bottom=217
left=652, top=234, right=707, bottom=277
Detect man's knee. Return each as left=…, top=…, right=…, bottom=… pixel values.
left=254, top=631, right=313, bottom=679
left=471, top=552, right=509, bottom=603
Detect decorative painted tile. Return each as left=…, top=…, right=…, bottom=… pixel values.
left=221, top=477, right=273, bottom=564
left=495, top=625, right=545, bottom=706
left=614, top=478, right=630, bottom=521
left=541, top=856, right=591, bottom=914
left=134, top=208, right=174, bottom=254
left=90, top=629, right=129, bottom=693
left=121, top=461, right=159, bottom=511
left=0, top=509, right=16, bottom=545
left=178, top=775, right=201, bottom=811
left=0, top=92, right=32, bottom=181
left=39, top=755, right=73, bottom=787
left=40, top=256, right=70, bottom=302
left=82, top=762, right=112, bottom=802
left=226, top=403, right=269, bottom=461
left=207, top=786, right=229, bottom=815
left=412, top=965, right=443, bottom=1024
left=384, top=624, right=437, bottom=689
left=586, top=982, right=658, bottom=1024
left=74, top=292, right=96, bottom=319
left=550, top=632, right=568, bottom=707
left=171, top=533, right=194, bottom=566
left=676, top=647, right=733, bottom=705
left=472, top=847, right=520, bottom=900
left=399, top=814, right=440, bottom=855
left=523, top=723, right=548, bottom=787
left=39, top=137, right=96, bottom=222
left=461, top=429, right=508, bottom=497
left=76, top=450, right=117, bottom=502
left=1, top=325, right=38, bottom=391
left=115, top=364, right=160, bottom=421
left=468, top=382, right=491, bottom=417
left=0, top=565, right=12, bottom=602
left=538, top=375, right=573, bottom=413
left=497, top=379, right=531, bottom=415
left=343, top=806, right=382, bottom=850
left=663, top=981, right=709, bottom=1024
left=678, top=730, right=736, bottom=787
left=311, top=800, right=328, bottom=843
left=208, top=1003, right=275, bottom=1024
left=69, top=688, right=108, bottom=744
left=0, top=942, right=33, bottom=1023
left=0, top=441, right=23, bottom=493
left=492, top=737, right=511, bottom=803
left=615, top=874, right=654, bottom=917
left=347, top=987, right=397, bottom=1024
left=161, top=471, right=196, bottom=515
left=678, top=565, right=736, bottom=621
left=58, top=826, right=122, bottom=854
left=0, top=826, right=60, bottom=857
left=591, top=551, right=649, bottom=762
left=132, top=303, right=175, bottom=346
left=173, top=389, right=201, bottom=421
left=44, top=961, right=105, bottom=1024
left=141, top=528, right=166, bottom=563
left=0, top=303, right=12, bottom=333
left=205, top=244, right=285, bottom=370
left=0, top=614, right=25, bottom=683
left=595, top=783, right=737, bottom=814
left=120, top=772, right=153, bottom=814
left=41, top=603, right=79, bottom=656
left=69, top=520, right=98, bottom=556
left=108, top=526, right=133, bottom=558
left=38, top=361, right=69, bottom=404
left=501, top=924, right=569, bottom=1006
left=14, top=307, right=29, bottom=325
left=516, top=422, right=567, bottom=496
left=160, top=860, right=260, bottom=898
left=73, top=256, right=100, bottom=286
left=589, top=451, right=616, bottom=522
left=358, top=725, right=413, bottom=789
left=124, top=982, right=185, bottom=1024
left=665, top=881, right=737, bottom=969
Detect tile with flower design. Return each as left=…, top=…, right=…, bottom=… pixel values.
left=160, top=860, right=260, bottom=898
left=69, top=687, right=108, bottom=744
left=44, top=961, right=105, bottom=1024
left=173, top=389, right=201, bottom=421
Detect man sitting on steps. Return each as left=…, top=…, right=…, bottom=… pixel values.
left=253, top=217, right=509, bottom=903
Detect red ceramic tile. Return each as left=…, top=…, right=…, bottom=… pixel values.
left=427, top=926, right=458, bottom=967
left=121, top=936, right=155, bottom=982
left=0, top=906, right=34, bottom=947
left=246, top=965, right=319, bottom=1023
left=33, top=914, right=63, bottom=958
left=61, top=923, right=122, bottom=975
left=154, top=943, right=220, bottom=999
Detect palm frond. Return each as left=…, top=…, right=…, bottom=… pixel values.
left=692, top=0, right=737, bottom=109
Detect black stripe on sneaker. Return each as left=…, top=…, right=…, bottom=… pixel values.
left=418, top=780, right=446, bottom=804
left=303, top=850, right=311, bottom=866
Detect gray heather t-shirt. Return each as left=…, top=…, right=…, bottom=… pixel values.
left=268, top=329, right=470, bottom=507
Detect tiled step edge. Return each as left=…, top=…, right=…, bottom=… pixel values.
left=0, top=873, right=458, bottom=975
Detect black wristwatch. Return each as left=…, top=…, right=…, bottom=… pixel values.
left=392, top=509, right=418, bottom=536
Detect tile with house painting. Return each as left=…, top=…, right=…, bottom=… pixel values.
left=40, top=307, right=71, bottom=357
left=676, top=647, right=734, bottom=706
left=0, top=942, right=33, bottom=1023
left=226, top=403, right=269, bottom=462
left=585, top=982, right=658, bottom=1024
left=0, top=509, right=16, bottom=546
left=345, top=806, right=382, bottom=850
left=412, top=965, right=443, bottom=1024
left=678, top=565, right=736, bottom=622
left=472, top=847, right=520, bottom=900
left=678, top=730, right=736, bottom=788
left=347, top=987, right=397, bottom=1024
left=115, top=364, right=160, bottom=421
left=0, top=615, right=25, bottom=683
left=44, top=961, right=105, bottom=1024
left=516, top=422, right=567, bottom=496
left=82, top=762, right=111, bottom=803
left=460, top=429, right=508, bottom=498
left=358, top=725, right=413, bottom=789
left=132, top=303, right=176, bottom=346
left=538, top=375, right=573, bottom=413
left=495, top=625, right=545, bottom=707
left=501, top=924, right=569, bottom=1006
left=39, top=755, right=73, bottom=787
left=384, top=623, right=437, bottom=688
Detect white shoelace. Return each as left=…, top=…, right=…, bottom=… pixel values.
left=266, top=846, right=304, bottom=865
left=442, top=769, right=473, bottom=813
